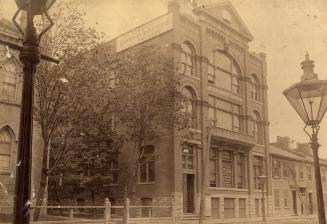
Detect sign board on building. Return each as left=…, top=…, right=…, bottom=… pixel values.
left=116, top=13, right=173, bottom=52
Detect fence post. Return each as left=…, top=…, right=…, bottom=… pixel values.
left=123, top=197, right=130, bottom=224
left=104, top=198, right=111, bottom=224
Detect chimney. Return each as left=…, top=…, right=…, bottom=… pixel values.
left=276, top=136, right=291, bottom=149
left=295, top=143, right=312, bottom=156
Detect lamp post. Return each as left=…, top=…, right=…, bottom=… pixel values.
left=283, top=53, right=327, bottom=224
left=258, top=175, right=267, bottom=222
left=11, top=0, right=56, bottom=223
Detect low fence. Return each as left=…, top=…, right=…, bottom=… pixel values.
left=0, top=198, right=173, bottom=224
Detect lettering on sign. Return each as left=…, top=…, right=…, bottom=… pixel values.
left=116, top=13, right=173, bottom=52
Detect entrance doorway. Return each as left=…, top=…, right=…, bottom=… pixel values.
left=183, top=173, right=194, bottom=213
left=292, top=190, right=297, bottom=215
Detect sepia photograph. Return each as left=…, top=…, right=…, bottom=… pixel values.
left=1, top=0, right=327, bottom=223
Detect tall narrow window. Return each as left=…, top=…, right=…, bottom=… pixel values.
left=284, top=190, right=289, bottom=208
left=181, top=42, right=195, bottom=76
left=253, top=156, right=263, bottom=189
left=109, top=159, right=119, bottom=184
left=0, top=128, right=12, bottom=172
left=182, top=87, right=196, bottom=128
left=272, top=159, right=281, bottom=178
left=209, top=148, right=218, bottom=187
left=139, top=145, right=155, bottom=183
left=222, top=151, right=233, bottom=188
left=250, top=74, right=260, bottom=101
left=236, top=153, right=245, bottom=189
left=182, top=144, right=195, bottom=170
left=253, top=111, right=262, bottom=144
left=298, top=164, right=304, bottom=180
left=211, top=197, right=220, bottom=218
left=274, top=189, right=280, bottom=208
left=307, top=166, right=312, bottom=181
left=141, top=198, right=152, bottom=217
left=224, top=198, right=235, bottom=218
left=208, top=50, right=241, bottom=94
left=255, top=199, right=260, bottom=217
left=239, top=198, right=246, bottom=218
left=1, top=62, right=17, bottom=102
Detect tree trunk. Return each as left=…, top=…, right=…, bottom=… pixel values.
left=33, top=142, right=50, bottom=221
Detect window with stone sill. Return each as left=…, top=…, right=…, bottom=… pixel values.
left=282, top=162, right=288, bottom=178
left=208, top=95, right=241, bottom=133
left=138, top=145, right=155, bottom=183
left=298, top=164, right=304, bottom=180
left=307, top=166, right=312, bottom=181
left=208, top=50, right=241, bottom=95
left=236, top=153, right=245, bottom=189
left=284, top=190, right=289, bottom=208
left=211, top=197, right=220, bottom=218
left=255, top=199, right=260, bottom=217
left=250, top=74, right=260, bottom=102
left=182, top=87, right=197, bottom=128
left=222, top=151, right=233, bottom=188
left=180, top=42, right=195, bottom=77
left=239, top=198, right=246, bottom=218
left=182, top=144, right=195, bottom=170
left=274, top=189, right=280, bottom=208
left=272, top=159, right=281, bottom=178
left=0, top=128, right=12, bottom=172
left=322, top=168, right=326, bottom=183
left=109, top=159, right=119, bottom=184
left=209, top=148, right=218, bottom=187
left=253, top=156, right=263, bottom=190
left=224, top=198, right=235, bottom=218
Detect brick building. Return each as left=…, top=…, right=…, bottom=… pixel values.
left=0, top=18, right=43, bottom=213
left=270, top=136, right=327, bottom=219
left=105, top=0, right=271, bottom=221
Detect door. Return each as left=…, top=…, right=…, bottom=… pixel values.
left=292, top=191, right=297, bottom=215
left=183, top=173, right=194, bottom=213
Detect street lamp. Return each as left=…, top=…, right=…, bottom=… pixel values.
left=11, top=0, right=56, bottom=223
left=258, top=175, right=267, bottom=222
left=283, top=52, right=327, bottom=224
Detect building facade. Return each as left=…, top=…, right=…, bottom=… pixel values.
left=270, top=136, right=327, bottom=219
left=106, top=0, right=271, bottom=221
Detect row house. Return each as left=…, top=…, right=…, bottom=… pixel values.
left=270, top=136, right=327, bottom=218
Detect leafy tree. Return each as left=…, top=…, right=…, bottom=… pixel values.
left=32, top=2, right=113, bottom=219
left=112, top=45, right=187, bottom=197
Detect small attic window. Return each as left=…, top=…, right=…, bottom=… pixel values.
left=222, top=10, right=232, bottom=23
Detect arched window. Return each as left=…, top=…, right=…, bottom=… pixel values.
left=1, top=61, right=17, bottom=102
left=0, top=128, right=12, bottom=172
left=253, top=111, right=262, bottom=144
left=181, top=42, right=195, bottom=76
left=139, top=145, right=155, bottom=183
left=208, top=50, right=241, bottom=94
left=182, top=87, right=196, bottom=128
left=250, top=74, right=260, bottom=101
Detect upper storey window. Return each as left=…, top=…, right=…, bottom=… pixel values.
left=181, top=42, right=195, bottom=77
left=250, top=74, right=260, bottom=101
left=182, top=87, right=197, bottom=128
left=208, top=50, right=241, bottom=95
left=1, top=61, right=18, bottom=102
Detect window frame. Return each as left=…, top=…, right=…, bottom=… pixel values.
left=208, top=50, right=241, bottom=95
left=181, top=43, right=195, bottom=77
left=0, top=128, right=12, bottom=173
left=138, top=145, right=155, bottom=184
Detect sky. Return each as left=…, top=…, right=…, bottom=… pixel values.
left=1, top=0, right=327, bottom=157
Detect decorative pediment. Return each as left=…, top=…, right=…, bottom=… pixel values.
left=194, top=1, right=253, bottom=41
